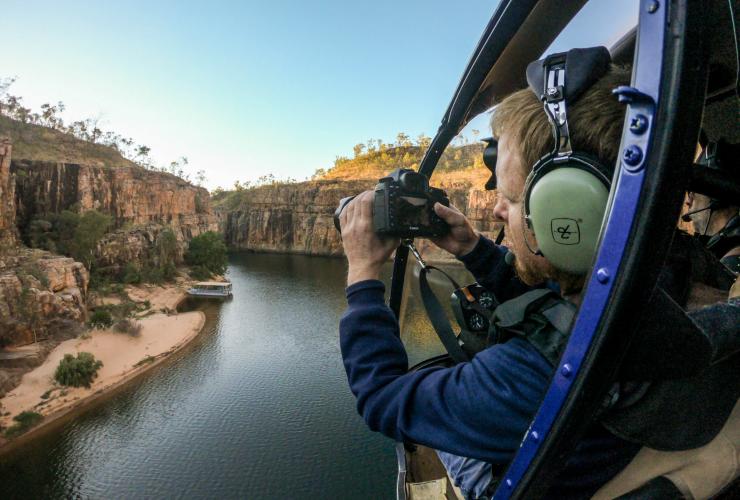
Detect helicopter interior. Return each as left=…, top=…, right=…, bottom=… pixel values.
left=392, top=0, right=739, bottom=499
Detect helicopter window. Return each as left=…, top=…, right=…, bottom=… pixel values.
left=397, top=253, right=476, bottom=367
left=545, top=0, right=638, bottom=55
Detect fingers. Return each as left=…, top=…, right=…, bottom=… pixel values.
left=434, top=202, right=465, bottom=226
left=358, top=190, right=373, bottom=220
left=341, top=191, right=373, bottom=234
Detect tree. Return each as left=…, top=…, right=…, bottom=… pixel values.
left=395, top=132, right=411, bottom=147
left=353, top=143, right=365, bottom=157
left=416, top=134, right=432, bottom=150
left=69, top=210, right=113, bottom=270
left=185, top=232, right=227, bottom=278
left=195, top=169, right=207, bottom=187
left=312, top=168, right=327, bottom=180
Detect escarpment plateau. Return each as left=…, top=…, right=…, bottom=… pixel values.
left=218, top=179, right=500, bottom=260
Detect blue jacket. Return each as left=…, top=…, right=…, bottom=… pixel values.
left=339, top=236, right=640, bottom=498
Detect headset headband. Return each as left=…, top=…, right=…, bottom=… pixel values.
left=526, top=46, right=612, bottom=157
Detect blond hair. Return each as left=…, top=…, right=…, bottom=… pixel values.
left=491, top=65, right=631, bottom=175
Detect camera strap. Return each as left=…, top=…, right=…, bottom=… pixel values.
left=406, top=241, right=471, bottom=364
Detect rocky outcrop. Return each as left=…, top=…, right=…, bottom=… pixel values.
left=95, top=222, right=210, bottom=272
left=0, top=248, right=88, bottom=347
left=219, top=180, right=501, bottom=260
left=0, top=139, right=16, bottom=248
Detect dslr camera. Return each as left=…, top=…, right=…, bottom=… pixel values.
left=334, top=168, right=451, bottom=238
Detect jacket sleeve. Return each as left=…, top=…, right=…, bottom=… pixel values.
left=339, top=279, right=554, bottom=463
left=457, top=235, right=534, bottom=302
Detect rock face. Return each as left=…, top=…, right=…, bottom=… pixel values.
left=95, top=223, right=206, bottom=271
left=221, top=180, right=372, bottom=256
left=0, top=139, right=16, bottom=248
left=220, top=180, right=501, bottom=260
left=12, top=160, right=217, bottom=236
left=11, top=160, right=218, bottom=272
left=0, top=248, right=88, bottom=347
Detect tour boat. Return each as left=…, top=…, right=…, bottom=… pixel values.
left=187, top=281, right=233, bottom=298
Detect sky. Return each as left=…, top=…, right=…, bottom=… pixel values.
left=3, top=1, right=637, bottom=190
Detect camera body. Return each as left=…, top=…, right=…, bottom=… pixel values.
left=373, top=168, right=450, bottom=238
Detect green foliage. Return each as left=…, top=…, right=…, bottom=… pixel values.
left=70, top=210, right=113, bottom=269
left=4, top=411, right=44, bottom=438
left=122, top=262, right=142, bottom=284
left=189, top=265, right=212, bottom=281
left=54, top=352, right=103, bottom=388
left=89, top=309, right=113, bottom=328
left=24, top=209, right=112, bottom=272
left=194, top=194, right=205, bottom=214
left=185, top=232, right=227, bottom=278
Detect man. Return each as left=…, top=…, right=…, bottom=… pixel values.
left=684, top=141, right=740, bottom=275
left=338, top=54, right=640, bottom=499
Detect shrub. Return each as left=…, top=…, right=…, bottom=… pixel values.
left=4, top=411, right=44, bottom=438
left=140, top=265, right=164, bottom=284
left=122, top=263, right=142, bottom=284
left=185, top=232, right=227, bottom=277
left=54, top=352, right=103, bottom=388
left=113, top=318, right=142, bottom=337
left=89, top=309, right=113, bottom=328
left=189, top=265, right=212, bottom=280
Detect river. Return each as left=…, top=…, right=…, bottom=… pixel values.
left=0, top=253, right=469, bottom=498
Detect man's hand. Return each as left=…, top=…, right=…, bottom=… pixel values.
left=340, top=190, right=400, bottom=286
left=431, top=202, right=480, bottom=257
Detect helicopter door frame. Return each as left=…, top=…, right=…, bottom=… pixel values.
left=389, top=0, right=709, bottom=497
left=496, top=0, right=707, bottom=497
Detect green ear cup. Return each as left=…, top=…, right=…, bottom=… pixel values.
left=527, top=166, right=609, bottom=274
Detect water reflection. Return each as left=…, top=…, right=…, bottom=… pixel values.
left=0, top=253, right=470, bottom=498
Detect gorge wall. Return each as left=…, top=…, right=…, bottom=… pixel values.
left=12, top=160, right=218, bottom=264
left=0, top=139, right=16, bottom=248
left=0, top=130, right=218, bottom=349
left=219, top=180, right=500, bottom=261
left=0, top=141, right=89, bottom=351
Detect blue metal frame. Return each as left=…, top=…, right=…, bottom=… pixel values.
left=493, top=1, right=666, bottom=496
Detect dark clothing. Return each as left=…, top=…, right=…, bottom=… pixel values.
left=340, top=235, right=640, bottom=498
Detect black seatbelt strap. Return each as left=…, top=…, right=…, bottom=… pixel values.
left=406, top=241, right=470, bottom=364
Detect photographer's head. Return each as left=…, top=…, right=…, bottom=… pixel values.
left=490, top=53, right=630, bottom=292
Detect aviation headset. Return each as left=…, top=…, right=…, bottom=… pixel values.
left=484, top=47, right=615, bottom=274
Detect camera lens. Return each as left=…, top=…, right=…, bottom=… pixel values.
left=399, top=171, right=428, bottom=194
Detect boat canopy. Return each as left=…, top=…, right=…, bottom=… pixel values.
left=193, top=282, right=232, bottom=288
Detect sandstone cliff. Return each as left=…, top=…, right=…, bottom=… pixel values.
left=0, top=248, right=88, bottom=345
left=12, top=160, right=217, bottom=251
left=0, top=139, right=16, bottom=248
left=218, top=179, right=500, bottom=260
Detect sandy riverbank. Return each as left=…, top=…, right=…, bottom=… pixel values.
left=0, top=283, right=206, bottom=447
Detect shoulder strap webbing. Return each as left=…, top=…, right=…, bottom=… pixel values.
left=491, top=289, right=557, bottom=327
left=418, top=266, right=470, bottom=364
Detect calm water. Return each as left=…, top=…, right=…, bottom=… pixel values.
left=1, top=253, right=469, bottom=499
